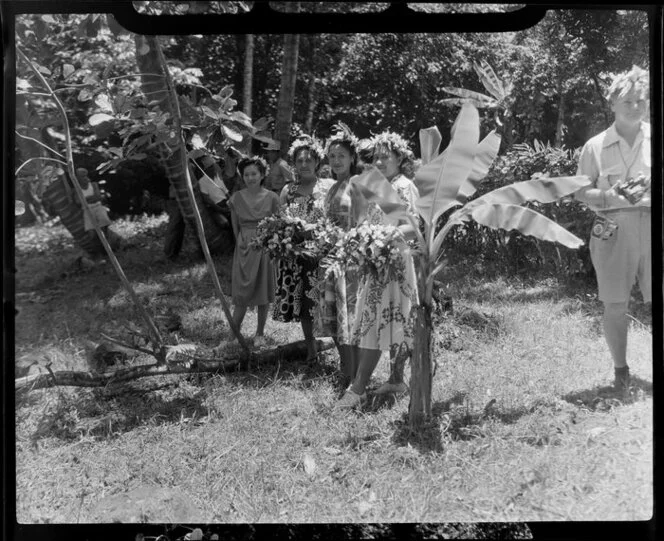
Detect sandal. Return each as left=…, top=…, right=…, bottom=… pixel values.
left=335, top=390, right=367, bottom=410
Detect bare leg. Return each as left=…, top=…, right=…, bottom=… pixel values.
left=349, top=348, right=381, bottom=395
left=603, top=301, right=629, bottom=368
left=232, top=304, right=248, bottom=337
left=301, top=317, right=317, bottom=360
left=256, top=304, right=269, bottom=336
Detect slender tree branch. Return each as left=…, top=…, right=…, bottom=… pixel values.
left=15, top=130, right=66, bottom=158
left=17, top=45, right=166, bottom=358
left=15, top=156, right=68, bottom=176
left=153, top=36, right=251, bottom=354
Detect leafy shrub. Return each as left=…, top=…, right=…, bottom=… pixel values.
left=445, top=140, right=594, bottom=277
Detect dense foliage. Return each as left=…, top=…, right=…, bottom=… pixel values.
left=14, top=4, right=649, bottom=271
left=445, top=140, right=594, bottom=276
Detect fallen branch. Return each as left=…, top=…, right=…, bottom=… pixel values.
left=15, top=338, right=335, bottom=392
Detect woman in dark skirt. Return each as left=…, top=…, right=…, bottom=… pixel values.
left=273, top=135, right=334, bottom=361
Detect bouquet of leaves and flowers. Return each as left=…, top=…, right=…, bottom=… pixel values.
left=251, top=205, right=342, bottom=262
left=324, top=222, right=408, bottom=284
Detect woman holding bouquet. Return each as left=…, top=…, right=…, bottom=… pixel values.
left=273, top=135, right=334, bottom=361
left=317, top=123, right=366, bottom=389
left=222, top=156, right=280, bottom=348
left=337, top=131, right=420, bottom=409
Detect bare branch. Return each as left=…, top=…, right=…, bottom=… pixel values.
left=15, top=130, right=66, bottom=158
left=15, top=156, right=68, bottom=176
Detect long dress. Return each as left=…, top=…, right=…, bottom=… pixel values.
left=273, top=178, right=334, bottom=322
left=350, top=174, right=420, bottom=354
left=315, top=178, right=362, bottom=341
left=228, top=189, right=280, bottom=307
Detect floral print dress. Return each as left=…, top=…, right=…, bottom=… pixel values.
left=273, top=179, right=334, bottom=322
left=350, top=174, right=419, bottom=354
left=315, top=178, right=363, bottom=341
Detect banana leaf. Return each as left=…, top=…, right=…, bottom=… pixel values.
left=349, top=167, right=408, bottom=224
left=414, top=103, right=479, bottom=238
left=457, top=130, right=502, bottom=202
left=419, top=126, right=442, bottom=165
left=432, top=174, right=591, bottom=258
left=473, top=61, right=506, bottom=101
left=465, top=175, right=592, bottom=210
left=441, top=86, right=499, bottom=109
left=468, top=203, right=584, bottom=249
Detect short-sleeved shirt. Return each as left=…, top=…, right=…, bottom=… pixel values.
left=576, top=122, right=651, bottom=212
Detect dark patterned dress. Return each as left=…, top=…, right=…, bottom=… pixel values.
left=272, top=179, right=334, bottom=322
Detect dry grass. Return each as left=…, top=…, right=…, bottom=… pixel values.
left=14, top=218, right=653, bottom=526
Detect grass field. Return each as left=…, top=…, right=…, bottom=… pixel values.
left=13, top=215, right=653, bottom=526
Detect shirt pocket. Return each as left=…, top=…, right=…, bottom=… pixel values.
left=597, top=164, right=623, bottom=189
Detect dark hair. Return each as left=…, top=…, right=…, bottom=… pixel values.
left=326, top=140, right=359, bottom=179
left=371, top=131, right=416, bottom=179
left=238, top=156, right=268, bottom=184
left=288, top=135, right=325, bottom=165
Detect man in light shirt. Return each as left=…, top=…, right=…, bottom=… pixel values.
left=574, top=65, right=651, bottom=390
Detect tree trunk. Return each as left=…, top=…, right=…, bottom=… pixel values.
left=408, top=304, right=433, bottom=427
left=304, top=75, right=317, bottom=134
left=134, top=34, right=232, bottom=253
left=16, top=338, right=335, bottom=392
left=274, top=7, right=300, bottom=158
left=554, top=80, right=566, bottom=147
left=41, top=178, right=104, bottom=256
left=243, top=34, right=254, bottom=119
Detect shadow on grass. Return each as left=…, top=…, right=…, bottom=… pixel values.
left=30, top=383, right=210, bottom=443
left=389, top=390, right=545, bottom=454
left=562, top=375, right=652, bottom=411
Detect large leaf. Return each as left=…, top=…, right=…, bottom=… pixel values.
left=466, top=175, right=592, bottom=210
left=469, top=204, right=584, bottom=249
left=442, top=86, right=497, bottom=107
left=89, top=113, right=115, bottom=126
left=440, top=97, right=498, bottom=109
left=419, top=126, right=442, bottom=165
left=414, top=103, right=479, bottom=231
left=222, top=123, right=243, bottom=142
left=349, top=167, right=408, bottom=224
left=457, top=130, right=502, bottom=202
left=473, top=61, right=505, bottom=101
left=95, top=93, right=114, bottom=113
left=230, top=110, right=253, bottom=129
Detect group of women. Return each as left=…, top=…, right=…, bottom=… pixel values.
left=219, top=125, right=420, bottom=410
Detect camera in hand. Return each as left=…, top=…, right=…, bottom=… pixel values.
left=615, top=173, right=650, bottom=205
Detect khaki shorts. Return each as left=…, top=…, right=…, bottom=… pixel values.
left=590, top=207, right=651, bottom=304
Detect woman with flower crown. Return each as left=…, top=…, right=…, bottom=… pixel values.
left=316, top=123, right=367, bottom=390
left=336, top=131, right=420, bottom=410
left=273, top=135, right=335, bottom=361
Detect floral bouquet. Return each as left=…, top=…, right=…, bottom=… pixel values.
left=324, top=222, right=408, bottom=284
left=251, top=210, right=342, bottom=263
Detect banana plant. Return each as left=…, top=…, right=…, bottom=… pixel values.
left=405, top=99, right=592, bottom=426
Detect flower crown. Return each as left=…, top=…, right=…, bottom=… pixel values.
left=325, top=121, right=360, bottom=155
left=606, top=65, right=649, bottom=102
left=370, top=131, right=414, bottom=160
left=238, top=155, right=268, bottom=176
left=287, top=135, right=325, bottom=163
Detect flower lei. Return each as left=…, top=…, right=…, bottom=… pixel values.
left=323, top=221, right=408, bottom=285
